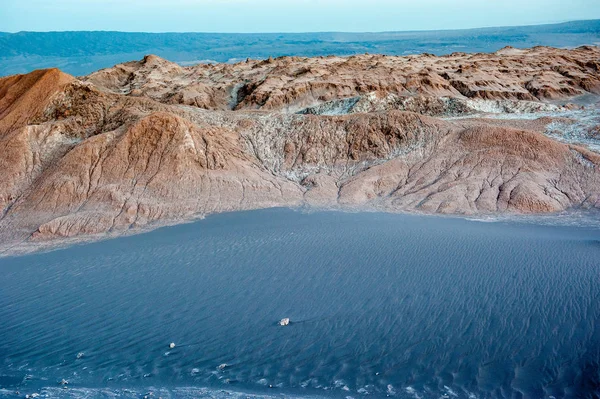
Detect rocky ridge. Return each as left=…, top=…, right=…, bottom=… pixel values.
left=1, top=46, right=599, bottom=253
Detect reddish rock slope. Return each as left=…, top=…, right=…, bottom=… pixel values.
left=0, top=47, right=599, bottom=253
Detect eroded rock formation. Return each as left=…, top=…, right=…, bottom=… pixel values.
left=1, top=46, right=599, bottom=252
left=86, top=46, right=600, bottom=112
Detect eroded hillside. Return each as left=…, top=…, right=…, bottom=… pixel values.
left=1, top=46, right=599, bottom=253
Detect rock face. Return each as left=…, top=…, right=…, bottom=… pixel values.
left=86, top=46, right=600, bottom=112
left=1, top=46, right=600, bottom=252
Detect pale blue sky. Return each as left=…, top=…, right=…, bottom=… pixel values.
left=2, top=0, right=600, bottom=33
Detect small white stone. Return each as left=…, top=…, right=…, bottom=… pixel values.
left=279, top=318, right=290, bottom=326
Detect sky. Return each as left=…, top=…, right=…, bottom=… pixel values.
left=2, top=0, right=600, bottom=33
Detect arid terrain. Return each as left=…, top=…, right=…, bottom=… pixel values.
left=2, top=20, right=599, bottom=76
left=1, top=46, right=599, bottom=254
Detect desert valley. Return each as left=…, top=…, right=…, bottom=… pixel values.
left=1, top=9, right=600, bottom=397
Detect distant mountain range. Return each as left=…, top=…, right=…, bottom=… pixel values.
left=0, top=20, right=599, bottom=77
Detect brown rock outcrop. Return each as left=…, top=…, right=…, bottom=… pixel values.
left=0, top=68, right=73, bottom=133
left=0, top=46, right=599, bottom=253
left=85, top=46, right=600, bottom=112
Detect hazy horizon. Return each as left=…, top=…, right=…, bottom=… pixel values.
left=2, top=18, right=599, bottom=35
left=2, top=0, right=600, bottom=33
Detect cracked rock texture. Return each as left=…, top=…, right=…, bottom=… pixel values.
left=1, top=46, right=599, bottom=252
